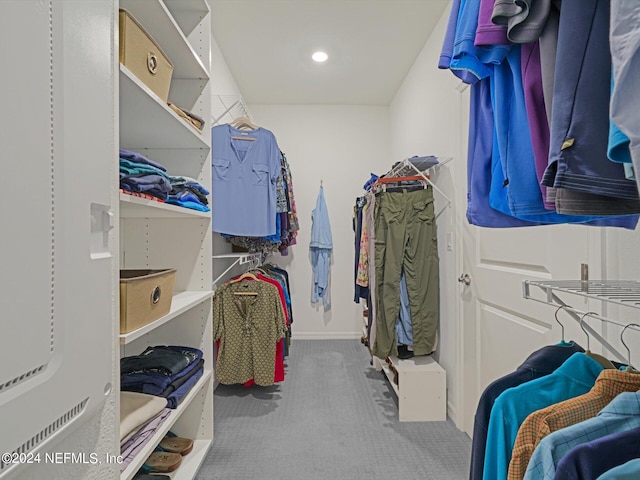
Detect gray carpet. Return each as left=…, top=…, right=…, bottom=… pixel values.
left=197, top=339, right=471, bottom=480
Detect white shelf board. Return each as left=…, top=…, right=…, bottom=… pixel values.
left=164, top=0, right=208, bottom=13
left=164, top=439, right=212, bottom=479
left=391, top=354, right=442, bottom=372
left=380, top=363, right=399, bottom=396
left=120, top=290, right=213, bottom=345
left=120, top=66, right=209, bottom=150
left=120, top=370, right=213, bottom=480
left=212, top=253, right=261, bottom=261
left=120, top=192, right=209, bottom=219
left=120, top=0, right=209, bottom=79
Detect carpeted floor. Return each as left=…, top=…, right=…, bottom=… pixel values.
left=196, top=339, right=471, bottom=480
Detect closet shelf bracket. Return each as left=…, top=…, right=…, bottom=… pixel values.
left=212, top=253, right=264, bottom=287
left=523, top=280, right=640, bottom=310
left=523, top=279, right=640, bottom=363
left=212, top=94, right=253, bottom=126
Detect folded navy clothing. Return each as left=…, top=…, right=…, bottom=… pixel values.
left=121, top=346, right=203, bottom=395
left=169, top=188, right=208, bottom=205
left=166, top=367, right=204, bottom=408
left=120, top=345, right=197, bottom=376
left=119, top=148, right=167, bottom=171
left=120, top=174, right=172, bottom=200
left=158, top=359, right=205, bottom=398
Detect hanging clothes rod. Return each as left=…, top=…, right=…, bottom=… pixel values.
left=524, top=292, right=640, bottom=363
left=376, top=156, right=453, bottom=218
left=212, top=252, right=264, bottom=288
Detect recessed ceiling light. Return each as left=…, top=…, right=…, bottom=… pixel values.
left=312, top=51, right=328, bottom=63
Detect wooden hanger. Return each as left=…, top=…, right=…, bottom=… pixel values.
left=230, top=271, right=258, bottom=283
left=230, top=116, right=258, bottom=131
left=230, top=271, right=259, bottom=295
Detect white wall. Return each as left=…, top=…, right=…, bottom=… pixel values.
left=211, top=34, right=243, bottom=96
left=249, top=104, right=391, bottom=338
left=388, top=4, right=464, bottom=421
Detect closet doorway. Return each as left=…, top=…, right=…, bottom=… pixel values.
left=453, top=86, right=604, bottom=437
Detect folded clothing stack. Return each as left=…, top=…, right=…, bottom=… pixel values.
left=121, top=345, right=205, bottom=408
left=119, top=149, right=210, bottom=211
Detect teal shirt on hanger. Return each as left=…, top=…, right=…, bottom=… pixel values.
left=482, top=352, right=604, bottom=480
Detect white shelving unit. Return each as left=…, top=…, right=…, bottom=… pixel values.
left=118, top=1, right=213, bottom=479
left=376, top=355, right=447, bottom=422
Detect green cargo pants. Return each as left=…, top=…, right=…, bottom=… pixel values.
left=371, top=187, right=439, bottom=358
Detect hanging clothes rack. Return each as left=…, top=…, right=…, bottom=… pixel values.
left=523, top=279, right=640, bottom=363
left=212, top=252, right=266, bottom=288
left=374, top=156, right=453, bottom=218
left=211, top=94, right=253, bottom=126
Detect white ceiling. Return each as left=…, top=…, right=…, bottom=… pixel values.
left=210, top=0, right=450, bottom=105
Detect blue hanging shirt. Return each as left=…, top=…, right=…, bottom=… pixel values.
left=310, top=186, right=333, bottom=309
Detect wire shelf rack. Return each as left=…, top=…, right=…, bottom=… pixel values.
left=523, top=280, right=640, bottom=310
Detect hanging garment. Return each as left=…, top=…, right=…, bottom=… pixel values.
left=450, top=0, right=510, bottom=81
left=211, top=124, right=281, bottom=236
left=438, top=0, right=480, bottom=84
left=371, top=187, right=439, bottom=358
left=482, top=352, right=604, bottom=480
left=475, top=0, right=510, bottom=46
left=395, top=270, right=412, bottom=347
left=353, top=196, right=368, bottom=302
left=554, top=425, right=640, bottom=480
left=541, top=0, right=640, bottom=211
left=596, top=457, right=640, bottom=480
left=524, top=392, right=640, bottom=480
left=468, top=341, right=584, bottom=480
left=213, top=280, right=287, bottom=386
left=507, top=369, right=640, bottom=480
left=365, top=191, right=377, bottom=347
left=610, top=1, right=640, bottom=196
left=310, top=185, right=333, bottom=309
left=491, top=0, right=550, bottom=43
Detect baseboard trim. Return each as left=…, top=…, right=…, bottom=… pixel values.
left=293, top=332, right=362, bottom=340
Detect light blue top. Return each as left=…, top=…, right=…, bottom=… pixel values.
left=211, top=125, right=281, bottom=236
left=524, top=392, right=640, bottom=480
left=597, top=458, right=640, bottom=480
left=310, top=186, right=332, bottom=309
left=395, top=271, right=413, bottom=345
left=482, top=352, right=603, bottom=480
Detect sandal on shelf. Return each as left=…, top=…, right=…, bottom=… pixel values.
left=133, top=475, right=170, bottom=480
left=141, top=451, right=182, bottom=473
left=159, top=431, right=194, bottom=456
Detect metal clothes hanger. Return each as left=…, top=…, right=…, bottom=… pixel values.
left=554, top=305, right=572, bottom=346
left=580, top=312, right=616, bottom=369
left=620, top=323, right=640, bottom=372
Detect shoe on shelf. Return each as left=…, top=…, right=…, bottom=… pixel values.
left=141, top=452, right=182, bottom=473
left=158, top=431, right=194, bottom=456
left=397, top=344, right=414, bottom=360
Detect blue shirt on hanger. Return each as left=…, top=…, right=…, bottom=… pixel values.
left=525, top=392, right=640, bottom=480
left=469, top=341, right=584, bottom=480
left=211, top=125, right=281, bottom=236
